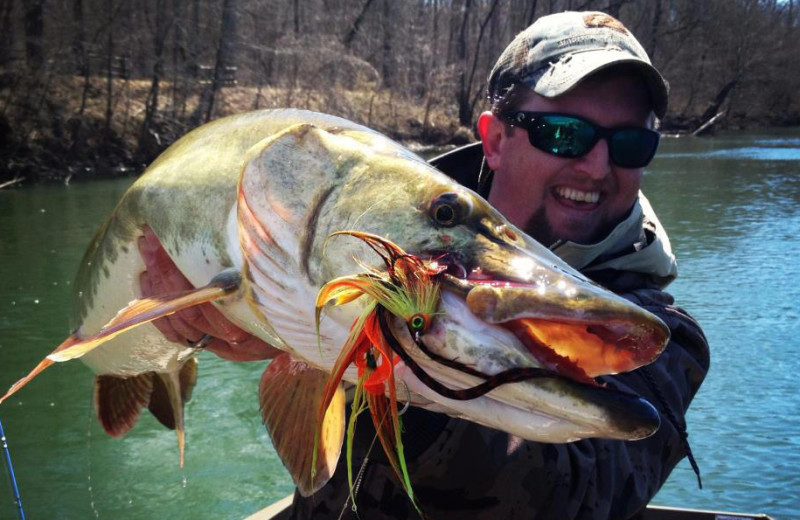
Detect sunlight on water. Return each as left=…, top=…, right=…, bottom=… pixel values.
left=0, top=128, right=798, bottom=519
left=645, top=129, right=800, bottom=519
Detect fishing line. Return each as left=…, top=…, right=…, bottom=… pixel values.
left=378, top=307, right=554, bottom=400
left=336, top=379, right=413, bottom=519
left=397, top=381, right=411, bottom=416
left=336, top=422, right=381, bottom=520
left=0, top=415, right=26, bottom=520
left=86, top=394, right=101, bottom=519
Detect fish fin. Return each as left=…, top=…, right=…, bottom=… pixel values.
left=94, top=373, right=154, bottom=438
left=148, top=359, right=198, bottom=468
left=0, top=334, right=81, bottom=405
left=147, top=358, right=198, bottom=429
left=48, top=269, right=241, bottom=363
left=259, top=353, right=345, bottom=496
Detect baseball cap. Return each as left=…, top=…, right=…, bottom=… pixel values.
left=487, top=11, right=669, bottom=118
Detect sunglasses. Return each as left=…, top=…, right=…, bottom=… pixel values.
left=500, top=111, right=660, bottom=168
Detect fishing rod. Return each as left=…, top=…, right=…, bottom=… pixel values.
left=0, top=416, right=25, bottom=520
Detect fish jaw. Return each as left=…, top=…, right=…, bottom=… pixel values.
left=397, top=364, right=659, bottom=442
left=390, top=291, right=661, bottom=442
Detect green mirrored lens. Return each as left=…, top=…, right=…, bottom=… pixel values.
left=530, top=115, right=596, bottom=158
left=507, top=111, right=660, bottom=168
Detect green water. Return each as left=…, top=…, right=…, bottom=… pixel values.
left=0, top=129, right=798, bottom=519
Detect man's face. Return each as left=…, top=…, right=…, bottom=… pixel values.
left=479, top=74, right=653, bottom=246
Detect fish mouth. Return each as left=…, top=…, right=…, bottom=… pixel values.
left=433, top=249, right=670, bottom=383
left=401, top=254, right=669, bottom=442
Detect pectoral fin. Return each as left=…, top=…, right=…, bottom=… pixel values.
left=0, top=334, right=81, bottom=405
left=1, top=270, right=238, bottom=406
left=49, top=269, right=241, bottom=363
left=259, top=353, right=345, bottom=496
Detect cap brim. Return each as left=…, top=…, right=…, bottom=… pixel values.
left=527, top=50, right=669, bottom=119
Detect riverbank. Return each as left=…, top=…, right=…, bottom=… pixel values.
left=0, top=74, right=473, bottom=185
left=1, top=74, right=796, bottom=185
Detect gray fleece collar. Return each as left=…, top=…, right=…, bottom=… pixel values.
left=550, top=192, right=678, bottom=288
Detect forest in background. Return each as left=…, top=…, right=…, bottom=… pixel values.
left=1, top=0, right=798, bottom=183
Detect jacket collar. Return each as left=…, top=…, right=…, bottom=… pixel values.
left=550, top=192, right=678, bottom=289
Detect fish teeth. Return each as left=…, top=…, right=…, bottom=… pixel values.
left=555, top=187, right=600, bottom=204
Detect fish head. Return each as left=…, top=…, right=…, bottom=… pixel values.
left=239, top=123, right=669, bottom=443
left=332, top=137, right=669, bottom=443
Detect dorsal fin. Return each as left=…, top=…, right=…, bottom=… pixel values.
left=259, top=353, right=345, bottom=496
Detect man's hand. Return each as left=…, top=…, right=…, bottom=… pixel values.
left=137, top=226, right=282, bottom=361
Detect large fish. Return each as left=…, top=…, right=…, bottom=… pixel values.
left=1, top=109, right=668, bottom=496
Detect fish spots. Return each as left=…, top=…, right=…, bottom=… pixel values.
left=102, top=266, right=111, bottom=279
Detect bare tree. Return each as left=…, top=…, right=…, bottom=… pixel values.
left=0, top=0, right=15, bottom=66
left=23, top=0, right=45, bottom=71
left=198, top=0, right=238, bottom=123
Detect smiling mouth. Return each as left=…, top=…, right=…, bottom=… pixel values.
left=554, top=186, right=602, bottom=206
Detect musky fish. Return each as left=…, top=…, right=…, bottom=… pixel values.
left=0, top=109, right=669, bottom=498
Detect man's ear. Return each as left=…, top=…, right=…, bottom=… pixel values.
left=477, top=111, right=504, bottom=171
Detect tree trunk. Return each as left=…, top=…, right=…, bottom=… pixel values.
left=456, top=0, right=472, bottom=126
left=697, top=79, right=738, bottom=125
left=0, top=0, right=15, bottom=66
left=104, top=0, right=114, bottom=133
left=23, top=0, right=45, bottom=71
left=139, top=0, right=169, bottom=156
left=203, top=0, right=238, bottom=123
left=458, top=0, right=501, bottom=126
left=381, top=0, right=393, bottom=88
left=73, top=0, right=91, bottom=117
left=342, top=0, right=376, bottom=49
left=647, top=0, right=662, bottom=60
left=525, top=0, right=538, bottom=27
left=170, top=0, right=184, bottom=118
left=72, top=0, right=86, bottom=76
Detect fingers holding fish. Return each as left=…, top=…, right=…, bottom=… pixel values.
left=204, top=336, right=281, bottom=361
left=138, top=233, right=206, bottom=343
left=138, top=269, right=183, bottom=343
left=138, top=225, right=280, bottom=361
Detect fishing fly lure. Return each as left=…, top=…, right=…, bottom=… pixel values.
left=313, top=231, right=445, bottom=511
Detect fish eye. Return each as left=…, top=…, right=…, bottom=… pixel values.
left=430, top=192, right=471, bottom=227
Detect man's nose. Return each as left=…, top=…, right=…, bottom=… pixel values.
left=575, top=138, right=612, bottom=179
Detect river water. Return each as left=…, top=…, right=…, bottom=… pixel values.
left=0, top=129, right=798, bottom=519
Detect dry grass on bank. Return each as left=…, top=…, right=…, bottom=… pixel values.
left=0, top=73, right=474, bottom=181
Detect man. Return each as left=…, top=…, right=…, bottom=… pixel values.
left=140, top=11, right=709, bottom=519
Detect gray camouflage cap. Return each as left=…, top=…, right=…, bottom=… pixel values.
left=488, top=11, right=669, bottom=118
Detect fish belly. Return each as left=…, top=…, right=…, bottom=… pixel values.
left=76, top=231, right=196, bottom=377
